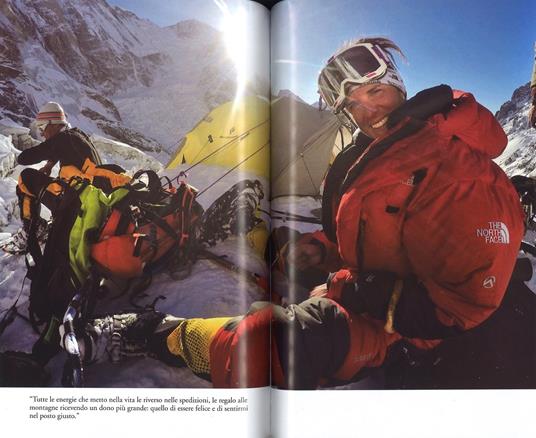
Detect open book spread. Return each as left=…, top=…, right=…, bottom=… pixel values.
left=0, top=0, right=534, bottom=436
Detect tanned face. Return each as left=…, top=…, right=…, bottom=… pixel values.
left=346, top=83, right=406, bottom=139
left=42, top=123, right=64, bottom=140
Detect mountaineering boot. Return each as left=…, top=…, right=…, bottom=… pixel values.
left=0, top=218, right=49, bottom=255
left=0, top=228, right=29, bottom=254
left=76, top=312, right=233, bottom=381
left=77, top=311, right=185, bottom=365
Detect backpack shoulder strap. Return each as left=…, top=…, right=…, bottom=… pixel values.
left=131, top=170, right=162, bottom=199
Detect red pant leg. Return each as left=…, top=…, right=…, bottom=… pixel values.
left=209, top=304, right=272, bottom=388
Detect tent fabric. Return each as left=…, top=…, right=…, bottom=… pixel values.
left=166, top=95, right=270, bottom=178
left=271, top=95, right=352, bottom=198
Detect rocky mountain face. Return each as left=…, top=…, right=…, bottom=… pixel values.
left=0, top=0, right=240, bottom=159
left=495, top=82, right=536, bottom=177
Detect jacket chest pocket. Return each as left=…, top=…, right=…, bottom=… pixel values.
left=358, top=169, right=427, bottom=272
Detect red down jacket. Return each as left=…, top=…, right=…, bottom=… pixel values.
left=324, top=88, right=524, bottom=337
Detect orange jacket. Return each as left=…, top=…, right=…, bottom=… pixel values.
left=326, top=89, right=524, bottom=333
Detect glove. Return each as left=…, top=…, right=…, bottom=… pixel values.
left=326, top=270, right=465, bottom=338
left=387, top=85, right=453, bottom=129
left=326, top=270, right=398, bottom=320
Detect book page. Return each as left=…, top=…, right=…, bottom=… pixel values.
left=0, top=0, right=270, bottom=436
left=269, top=0, right=535, bottom=436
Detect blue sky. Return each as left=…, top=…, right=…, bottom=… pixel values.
left=109, top=0, right=230, bottom=29
left=272, top=0, right=536, bottom=111
left=109, top=0, right=535, bottom=112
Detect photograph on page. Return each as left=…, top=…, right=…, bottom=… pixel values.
left=0, top=0, right=271, bottom=390
left=268, top=0, right=535, bottom=391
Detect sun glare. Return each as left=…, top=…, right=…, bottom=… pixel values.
left=215, top=0, right=248, bottom=100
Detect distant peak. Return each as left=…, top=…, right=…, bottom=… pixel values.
left=495, top=82, right=530, bottom=123
left=167, top=19, right=219, bottom=38
left=273, top=90, right=307, bottom=104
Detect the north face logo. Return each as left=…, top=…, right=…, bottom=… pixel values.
left=476, top=222, right=510, bottom=244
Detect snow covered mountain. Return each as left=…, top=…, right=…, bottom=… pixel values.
left=0, top=0, right=239, bottom=159
left=495, top=82, right=536, bottom=176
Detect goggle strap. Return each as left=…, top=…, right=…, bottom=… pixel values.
left=371, top=45, right=390, bottom=65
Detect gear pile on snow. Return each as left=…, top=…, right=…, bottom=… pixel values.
left=26, top=171, right=203, bottom=327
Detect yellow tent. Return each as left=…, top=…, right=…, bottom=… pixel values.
left=166, top=95, right=270, bottom=178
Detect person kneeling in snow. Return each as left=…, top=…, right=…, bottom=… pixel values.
left=10, top=102, right=130, bottom=252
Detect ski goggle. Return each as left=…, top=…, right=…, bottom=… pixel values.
left=318, top=43, right=391, bottom=112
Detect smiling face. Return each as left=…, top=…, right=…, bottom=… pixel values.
left=346, top=83, right=406, bottom=139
